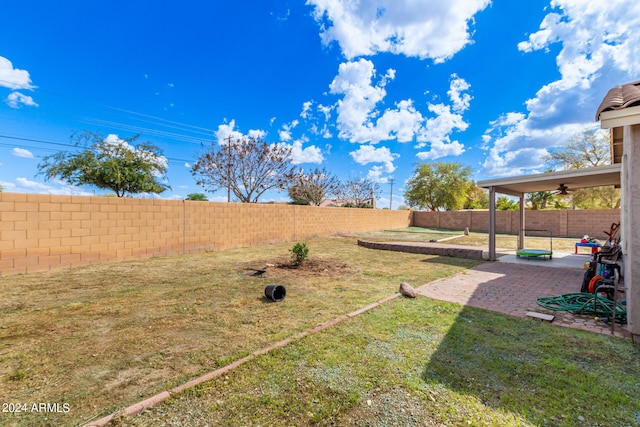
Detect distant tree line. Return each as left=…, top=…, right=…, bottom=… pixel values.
left=36, top=128, right=617, bottom=211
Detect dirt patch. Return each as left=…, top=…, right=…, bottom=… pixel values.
left=240, top=257, right=358, bottom=278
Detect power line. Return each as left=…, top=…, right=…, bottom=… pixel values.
left=0, top=78, right=216, bottom=146
left=0, top=134, right=192, bottom=164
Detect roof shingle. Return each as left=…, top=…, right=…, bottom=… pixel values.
left=596, top=80, right=640, bottom=120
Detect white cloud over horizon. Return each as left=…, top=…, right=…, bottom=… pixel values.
left=307, top=0, right=490, bottom=61
left=481, top=0, right=640, bottom=177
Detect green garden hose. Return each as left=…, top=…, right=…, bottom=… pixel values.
left=536, top=292, right=627, bottom=323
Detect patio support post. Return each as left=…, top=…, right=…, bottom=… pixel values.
left=489, top=186, right=496, bottom=261
left=623, top=124, right=640, bottom=343
left=518, top=193, right=525, bottom=250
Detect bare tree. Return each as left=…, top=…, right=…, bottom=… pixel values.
left=288, top=167, right=341, bottom=206
left=544, top=128, right=619, bottom=209
left=192, top=136, right=297, bottom=203
left=339, top=177, right=380, bottom=208
left=545, top=128, right=610, bottom=169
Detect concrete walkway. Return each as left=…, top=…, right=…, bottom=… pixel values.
left=416, top=257, right=631, bottom=339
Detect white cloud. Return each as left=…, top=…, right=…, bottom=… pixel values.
left=350, top=144, right=398, bottom=183
left=318, top=104, right=333, bottom=121
left=416, top=140, right=465, bottom=160
left=14, top=177, right=94, bottom=196
left=415, top=85, right=470, bottom=160
left=301, top=101, right=313, bottom=119
left=329, top=59, right=389, bottom=143
left=367, top=163, right=395, bottom=183
left=0, top=56, right=35, bottom=90
left=307, top=0, right=490, bottom=61
left=483, top=0, right=640, bottom=176
left=329, top=59, right=425, bottom=144
left=103, top=134, right=134, bottom=151
left=248, top=129, right=267, bottom=139
left=447, top=74, right=472, bottom=113
left=279, top=129, right=292, bottom=141
left=12, top=147, right=34, bottom=158
left=184, top=162, right=191, bottom=168
left=328, top=61, right=472, bottom=158
left=350, top=144, right=396, bottom=165
left=288, top=140, right=324, bottom=165
left=215, top=120, right=245, bottom=143
left=278, top=120, right=299, bottom=142
left=5, top=91, right=39, bottom=108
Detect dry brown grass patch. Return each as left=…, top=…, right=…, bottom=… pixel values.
left=0, top=236, right=479, bottom=426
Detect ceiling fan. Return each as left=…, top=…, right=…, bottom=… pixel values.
left=554, top=183, right=574, bottom=195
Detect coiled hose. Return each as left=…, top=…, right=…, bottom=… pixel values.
left=536, top=292, right=627, bottom=323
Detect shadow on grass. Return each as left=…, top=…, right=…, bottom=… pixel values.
left=421, top=262, right=640, bottom=426
left=419, top=255, right=483, bottom=268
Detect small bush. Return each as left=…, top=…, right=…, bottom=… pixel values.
left=290, top=242, right=309, bottom=267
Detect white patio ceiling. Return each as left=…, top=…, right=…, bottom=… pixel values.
left=477, top=164, right=621, bottom=197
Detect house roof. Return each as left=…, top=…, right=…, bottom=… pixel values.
left=596, top=80, right=640, bottom=120
left=477, top=164, right=621, bottom=197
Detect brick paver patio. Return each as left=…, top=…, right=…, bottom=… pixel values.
left=416, top=261, right=631, bottom=339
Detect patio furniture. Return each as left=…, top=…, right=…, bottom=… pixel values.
left=575, top=241, right=602, bottom=254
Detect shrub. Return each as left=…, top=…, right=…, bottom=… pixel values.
left=289, top=242, right=309, bottom=267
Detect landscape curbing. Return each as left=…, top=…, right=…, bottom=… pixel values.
left=82, top=293, right=402, bottom=426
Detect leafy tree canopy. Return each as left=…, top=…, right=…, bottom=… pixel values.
left=527, top=191, right=555, bottom=210
left=38, top=132, right=169, bottom=197
left=185, top=193, right=208, bottom=201
left=544, top=128, right=619, bottom=209
left=404, top=162, right=474, bottom=211
left=192, top=136, right=297, bottom=203
left=496, top=196, right=519, bottom=211
left=288, top=167, right=341, bottom=206
left=464, top=186, right=489, bottom=210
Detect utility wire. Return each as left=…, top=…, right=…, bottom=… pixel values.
left=0, top=134, right=192, bottom=164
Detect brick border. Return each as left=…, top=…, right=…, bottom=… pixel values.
left=82, top=293, right=402, bottom=426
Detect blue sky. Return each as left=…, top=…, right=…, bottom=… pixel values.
left=1, top=0, right=639, bottom=208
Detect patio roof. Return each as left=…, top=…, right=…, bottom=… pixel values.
left=476, top=164, right=621, bottom=197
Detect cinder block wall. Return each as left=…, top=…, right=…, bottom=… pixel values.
left=412, top=209, right=620, bottom=239
left=0, top=193, right=411, bottom=276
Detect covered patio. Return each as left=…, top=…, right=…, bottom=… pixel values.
left=477, top=164, right=621, bottom=262
left=476, top=79, right=640, bottom=343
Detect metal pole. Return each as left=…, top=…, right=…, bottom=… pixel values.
left=489, top=187, right=496, bottom=261
left=389, top=178, right=394, bottom=210
left=226, top=135, right=232, bottom=203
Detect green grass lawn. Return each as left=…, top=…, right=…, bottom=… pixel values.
left=121, top=297, right=640, bottom=427
left=2, top=232, right=637, bottom=427
left=358, top=227, right=580, bottom=252
left=0, top=236, right=478, bottom=426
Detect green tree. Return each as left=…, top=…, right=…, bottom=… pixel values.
left=288, top=167, right=341, bottom=206
left=185, top=193, right=208, bottom=201
left=38, top=132, right=169, bottom=197
left=464, top=186, right=489, bottom=209
left=496, top=196, right=519, bottom=211
left=527, top=191, right=555, bottom=210
left=192, top=136, right=297, bottom=203
left=544, top=128, right=619, bottom=209
left=404, top=162, right=474, bottom=211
